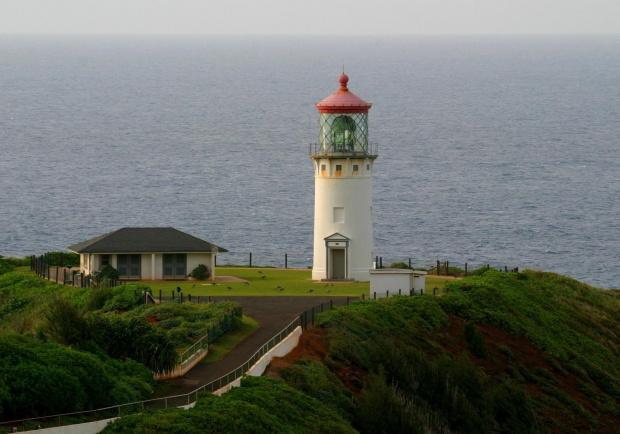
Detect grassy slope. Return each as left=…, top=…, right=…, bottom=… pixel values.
left=267, top=270, right=619, bottom=433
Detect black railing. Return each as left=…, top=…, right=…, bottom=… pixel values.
left=309, top=142, right=378, bottom=157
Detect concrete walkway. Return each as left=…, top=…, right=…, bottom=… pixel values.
left=153, top=296, right=345, bottom=399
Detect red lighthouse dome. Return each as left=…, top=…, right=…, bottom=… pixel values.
left=316, top=74, right=372, bottom=114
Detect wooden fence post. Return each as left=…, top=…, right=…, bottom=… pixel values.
left=159, top=289, right=162, bottom=303
left=285, top=254, right=288, bottom=269
left=446, top=261, right=449, bottom=276
left=465, top=262, right=468, bottom=276
left=249, top=252, right=252, bottom=268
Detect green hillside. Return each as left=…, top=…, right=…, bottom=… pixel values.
left=105, top=270, right=619, bottom=433
left=0, top=264, right=242, bottom=422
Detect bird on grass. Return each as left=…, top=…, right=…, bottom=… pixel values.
left=323, top=284, right=328, bottom=287
left=327, top=289, right=331, bottom=293
left=260, top=275, right=266, bottom=280
left=307, top=289, right=314, bottom=293
left=258, top=271, right=263, bottom=274
left=227, top=286, right=232, bottom=290
left=244, top=282, right=249, bottom=285
left=192, top=284, right=196, bottom=288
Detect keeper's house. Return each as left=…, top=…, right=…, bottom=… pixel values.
left=67, top=227, right=227, bottom=281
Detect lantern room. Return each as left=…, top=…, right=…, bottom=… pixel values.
left=313, top=73, right=375, bottom=156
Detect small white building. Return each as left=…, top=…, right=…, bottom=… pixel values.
left=67, top=227, right=226, bottom=281
left=369, top=268, right=427, bottom=298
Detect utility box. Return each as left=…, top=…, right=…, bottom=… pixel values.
left=369, top=269, right=427, bottom=298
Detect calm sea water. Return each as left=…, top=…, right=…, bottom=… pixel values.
left=0, top=35, right=618, bottom=288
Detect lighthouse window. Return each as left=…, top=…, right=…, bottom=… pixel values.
left=366, top=164, right=370, bottom=170
left=353, top=164, right=359, bottom=173
left=331, top=115, right=356, bottom=151
left=321, top=164, right=326, bottom=175
left=335, top=165, right=342, bottom=176
left=333, top=207, right=345, bottom=223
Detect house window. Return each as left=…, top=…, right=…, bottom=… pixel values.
left=163, top=254, right=187, bottom=279
left=335, top=165, right=342, bottom=176
left=101, top=255, right=111, bottom=268
left=117, top=254, right=141, bottom=279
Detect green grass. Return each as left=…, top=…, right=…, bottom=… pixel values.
left=202, top=315, right=259, bottom=363
left=139, top=267, right=452, bottom=297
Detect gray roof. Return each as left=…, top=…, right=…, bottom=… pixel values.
left=67, top=227, right=228, bottom=254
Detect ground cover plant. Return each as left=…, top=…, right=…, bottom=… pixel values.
left=102, top=376, right=356, bottom=433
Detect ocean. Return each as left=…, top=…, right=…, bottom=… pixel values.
left=0, top=35, right=618, bottom=288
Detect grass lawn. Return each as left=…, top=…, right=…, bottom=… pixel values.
left=201, top=315, right=260, bottom=363
left=140, top=268, right=453, bottom=298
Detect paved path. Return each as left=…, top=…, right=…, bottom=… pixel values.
left=153, top=296, right=346, bottom=399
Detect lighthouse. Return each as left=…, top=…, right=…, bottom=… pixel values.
left=310, top=73, right=377, bottom=281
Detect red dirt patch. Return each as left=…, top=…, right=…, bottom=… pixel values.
left=266, top=327, right=367, bottom=396
left=145, top=315, right=159, bottom=325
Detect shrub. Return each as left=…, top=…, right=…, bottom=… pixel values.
left=0, top=334, right=154, bottom=420
left=43, top=298, right=92, bottom=349
left=189, top=264, right=210, bottom=280
left=0, top=257, right=14, bottom=276
left=101, top=284, right=150, bottom=311
left=463, top=321, right=486, bottom=359
left=388, top=262, right=413, bottom=269
left=99, top=265, right=119, bottom=280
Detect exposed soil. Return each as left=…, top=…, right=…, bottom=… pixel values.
left=145, top=315, right=159, bottom=325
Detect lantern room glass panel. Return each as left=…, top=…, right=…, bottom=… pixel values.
left=318, top=113, right=368, bottom=154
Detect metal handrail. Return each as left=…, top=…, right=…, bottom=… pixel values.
left=309, top=142, right=378, bottom=157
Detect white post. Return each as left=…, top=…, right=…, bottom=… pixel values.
left=151, top=254, right=156, bottom=280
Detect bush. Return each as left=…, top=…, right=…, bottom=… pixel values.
left=43, top=298, right=93, bottom=349
left=101, top=284, right=150, bottom=311
left=0, top=334, right=154, bottom=420
left=0, top=257, right=14, bottom=276
left=463, top=321, right=486, bottom=359
left=189, top=264, right=210, bottom=280
left=388, top=262, right=413, bottom=270
left=99, top=265, right=119, bottom=280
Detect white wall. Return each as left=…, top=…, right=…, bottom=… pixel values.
left=369, top=269, right=427, bottom=297
left=312, top=157, right=375, bottom=281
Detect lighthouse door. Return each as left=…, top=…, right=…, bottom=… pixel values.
left=331, top=249, right=346, bottom=279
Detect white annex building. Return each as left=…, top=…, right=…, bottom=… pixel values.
left=311, top=74, right=377, bottom=281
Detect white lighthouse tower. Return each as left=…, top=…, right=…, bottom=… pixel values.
left=311, top=73, right=377, bottom=281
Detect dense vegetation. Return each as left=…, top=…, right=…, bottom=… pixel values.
left=273, top=270, right=619, bottom=433
left=0, top=268, right=242, bottom=422
left=102, top=376, right=356, bottom=433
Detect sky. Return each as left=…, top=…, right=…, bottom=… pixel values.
left=0, top=0, right=619, bottom=35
